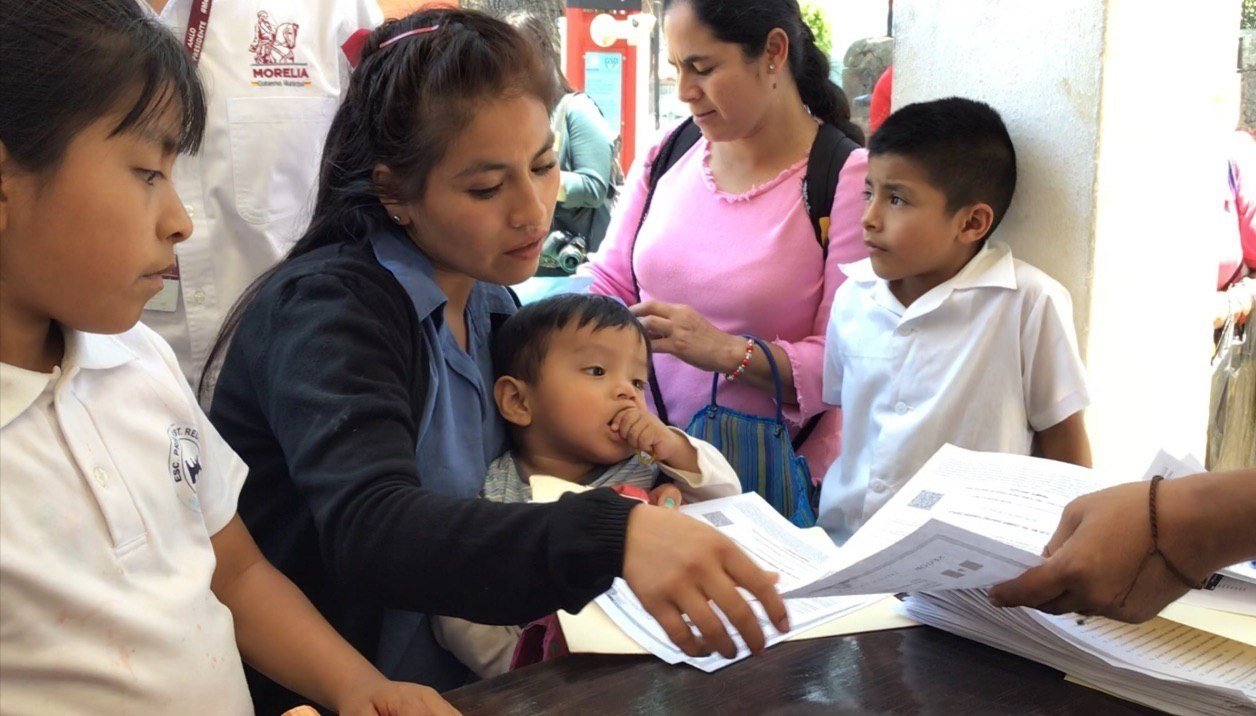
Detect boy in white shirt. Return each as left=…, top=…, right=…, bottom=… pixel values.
left=817, top=97, right=1092, bottom=544
left=434, top=294, right=740, bottom=677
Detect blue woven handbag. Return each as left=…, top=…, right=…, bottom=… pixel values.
left=684, top=336, right=817, bottom=527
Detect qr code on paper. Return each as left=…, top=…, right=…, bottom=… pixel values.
left=908, top=490, right=944, bottom=510
left=702, top=511, right=732, bottom=528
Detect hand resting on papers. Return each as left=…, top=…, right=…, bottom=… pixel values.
left=623, top=504, right=790, bottom=658
left=990, top=469, right=1256, bottom=623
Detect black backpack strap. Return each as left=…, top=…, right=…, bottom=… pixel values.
left=646, top=117, right=703, bottom=203
left=792, top=413, right=822, bottom=452
left=803, top=123, right=860, bottom=259
left=631, top=118, right=702, bottom=426
left=792, top=124, right=858, bottom=450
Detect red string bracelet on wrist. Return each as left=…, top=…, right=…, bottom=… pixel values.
left=1117, top=475, right=1209, bottom=607
left=1147, top=475, right=1209, bottom=590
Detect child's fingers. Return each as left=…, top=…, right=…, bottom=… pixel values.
left=624, top=414, right=654, bottom=447
left=613, top=409, right=640, bottom=438
left=646, top=427, right=672, bottom=458
left=624, top=415, right=653, bottom=448
left=610, top=405, right=639, bottom=433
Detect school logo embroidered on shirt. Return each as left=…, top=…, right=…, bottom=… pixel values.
left=249, top=10, right=311, bottom=87
left=168, top=424, right=203, bottom=511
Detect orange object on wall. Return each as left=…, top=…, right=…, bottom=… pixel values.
left=564, top=6, right=638, bottom=170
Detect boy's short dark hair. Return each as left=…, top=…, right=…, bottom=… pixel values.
left=869, top=97, right=1017, bottom=239
left=492, top=294, right=651, bottom=383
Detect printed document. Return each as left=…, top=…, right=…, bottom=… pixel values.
left=785, top=445, right=1111, bottom=599
left=590, top=493, right=886, bottom=671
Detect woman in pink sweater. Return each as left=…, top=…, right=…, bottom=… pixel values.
left=584, top=0, right=869, bottom=478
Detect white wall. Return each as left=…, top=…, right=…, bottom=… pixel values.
left=1086, top=0, right=1238, bottom=470
left=895, top=0, right=1105, bottom=338
left=894, top=0, right=1238, bottom=475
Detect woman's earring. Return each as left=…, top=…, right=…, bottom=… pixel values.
left=391, top=214, right=403, bottom=224
left=768, top=63, right=777, bottom=89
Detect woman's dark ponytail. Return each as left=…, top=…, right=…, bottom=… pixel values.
left=793, top=22, right=864, bottom=145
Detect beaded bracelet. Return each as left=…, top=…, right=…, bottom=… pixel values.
left=726, top=338, right=756, bottom=381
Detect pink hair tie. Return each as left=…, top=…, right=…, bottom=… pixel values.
left=379, top=25, right=441, bottom=49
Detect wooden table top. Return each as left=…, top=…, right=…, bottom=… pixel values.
left=444, top=626, right=1160, bottom=715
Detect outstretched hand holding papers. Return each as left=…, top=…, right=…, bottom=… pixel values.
left=806, top=445, right=1255, bottom=716
left=784, top=445, right=1108, bottom=599
left=532, top=447, right=1255, bottom=714
left=529, top=477, right=914, bottom=672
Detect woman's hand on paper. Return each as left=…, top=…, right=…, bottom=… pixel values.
left=622, top=504, right=788, bottom=658
left=631, top=301, right=744, bottom=374
left=988, top=480, right=1195, bottom=623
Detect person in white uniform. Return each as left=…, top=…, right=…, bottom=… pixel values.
left=817, top=98, right=1093, bottom=544
left=0, top=3, right=451, bottom=713
left=141, top=0, right=382, bottom=390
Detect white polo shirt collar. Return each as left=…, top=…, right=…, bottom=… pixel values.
left=0, top=329, right=136, bottom=429
left=0, top=322, right=252, bottom=713
left=838, top=240, right=1019, bottom=324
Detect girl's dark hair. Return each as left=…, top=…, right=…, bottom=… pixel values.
left=0, top=0, right=206, bottom=175
left=200, top=8, right=556, bottom=398
left=676, top=0, right=865, bottom=146
left=504, top=11, right=575, bottom=97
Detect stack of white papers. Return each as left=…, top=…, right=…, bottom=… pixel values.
left=535, top=445, right=1256, bottom=712
left=782, top=445, right=1254, bottom=716
left=590, top=492, right=893, bottom=672
left=906, top=590, right=1255, bottom=714
left=527, top=477, right=916, bottom=670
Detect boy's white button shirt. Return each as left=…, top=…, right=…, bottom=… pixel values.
left=0, top=326, right=251, bottom=714
left=817, top=241, right=1090, bottom=543
left=139, top=0, right=382, bottom=386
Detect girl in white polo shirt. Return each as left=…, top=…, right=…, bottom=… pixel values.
left=0, top=2, right=454, bottom=713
